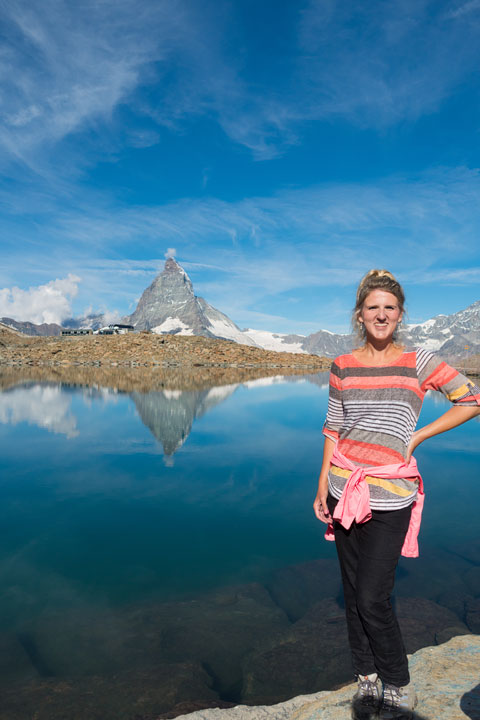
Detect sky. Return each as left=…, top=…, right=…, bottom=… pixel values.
left=1, top=0, right=480, bottom=334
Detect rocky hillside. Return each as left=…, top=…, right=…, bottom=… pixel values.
left=0, top=323, right=330, bottom=370
left=0, top=316, right=64, bottom=336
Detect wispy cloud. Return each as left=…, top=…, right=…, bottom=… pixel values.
left=1, top=0, right=159, bottom=171
left=446, top=0, right=480, bottom=19
left=2, top=0, right=480, bottom=177
left=297, top=0, right=480, bottom=126
left=0, top=0, right=297, bottom=175
left=41, top=166, right=480, bottom=262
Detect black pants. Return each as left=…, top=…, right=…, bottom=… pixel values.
left=327, top=494, right=412, bottom=686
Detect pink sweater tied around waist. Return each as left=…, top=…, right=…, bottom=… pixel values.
left=324, top=445, right=425, bottom=558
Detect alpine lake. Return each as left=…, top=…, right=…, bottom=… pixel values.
left=0, top=365, right=479, bottom=720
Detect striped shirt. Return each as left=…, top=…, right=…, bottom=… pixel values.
left=323, top=348, right=480, bottom=510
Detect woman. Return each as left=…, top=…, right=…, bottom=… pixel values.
left=313, top=269, right=480, bottom=720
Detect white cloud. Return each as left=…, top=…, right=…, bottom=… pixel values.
left=164, top=248, right=177, bottom=258
left=0, top=274, right=80, bottom=324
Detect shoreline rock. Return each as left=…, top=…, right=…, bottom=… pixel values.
left=173, top=634, right=480, bottom=720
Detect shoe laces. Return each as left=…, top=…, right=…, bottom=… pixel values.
left=358, top=675, right=379, bottom=699
left=382, top=683, right=403, bottom=708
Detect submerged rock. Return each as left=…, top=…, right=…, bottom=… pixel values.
left=395, top=597, right=469, bottom=652
left=5, top=577, right=476, bottom=718
left=241, top=598, right=351, bottom=705
left=265, top=558, right=341, bottom=622
left=464, top=565, right=480, bottom=596
left=465, top=597, right=480, bottom=633
left=436, top=588, right=474, bottom=620
left=396, top=548, right=472, bottom=601
left=0, top=663, right=218, bottom=720
left=14, top=582, right=289, bottom=706
left=0, top=631, right=39, bottom=682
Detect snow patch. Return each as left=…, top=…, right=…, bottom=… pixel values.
left=205, top=315, right=256, bottom=346
left=152, top=317, right=194, bottom=335
left=244, top=329, right=307, bottom=354
left=418, top=337, right=443, bottom=351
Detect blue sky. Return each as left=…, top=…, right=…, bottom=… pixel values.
left=1, top=0, right=480, bottom=334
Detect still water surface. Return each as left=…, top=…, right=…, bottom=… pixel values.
left=0, top=371, right=478, bottom=717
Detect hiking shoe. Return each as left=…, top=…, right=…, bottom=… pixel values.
left=351, top=673, right=383, bottom=720
left=379, top=682, right=417, bottom=719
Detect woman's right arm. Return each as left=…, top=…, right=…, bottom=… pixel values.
left=313, top=435, right=335, bottom=523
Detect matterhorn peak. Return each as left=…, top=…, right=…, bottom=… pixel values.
left=126, top=258, right=258, bottom=346
left=164, top=257, right=184, bottom=273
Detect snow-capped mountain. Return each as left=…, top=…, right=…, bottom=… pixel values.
left=242, top=329, right=308, bottom=354
left=401, top=300, right=480, bottom=357
left=126, top=257, right=258, bottom=346
left=62, top=313, right=111, bottom=331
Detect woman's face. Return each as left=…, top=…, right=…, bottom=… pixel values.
left=359, top=289, right=403, bottom=343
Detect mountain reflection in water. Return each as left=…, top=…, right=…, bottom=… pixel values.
left=0, top=366, right=328, bottom=459
left=131, top=384, right=239, bottom=458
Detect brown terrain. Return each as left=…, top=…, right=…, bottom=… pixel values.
left=0, top=323, right=331, bottom=390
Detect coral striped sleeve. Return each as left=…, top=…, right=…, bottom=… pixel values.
left=416, top=348, right=480, bottom=405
